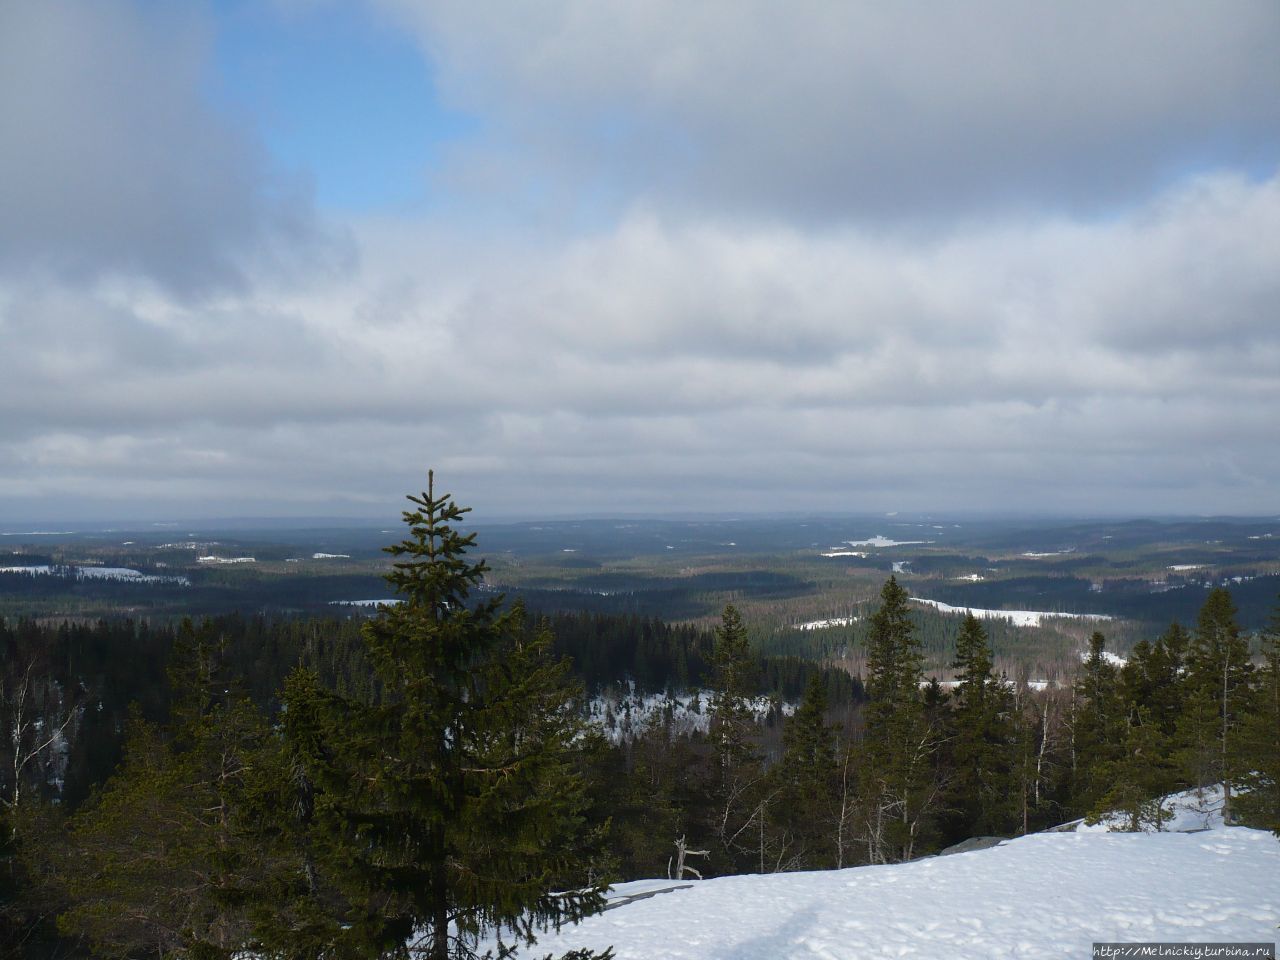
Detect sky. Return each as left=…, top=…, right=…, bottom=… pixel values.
left=1, top=0, right=1279, bottom=522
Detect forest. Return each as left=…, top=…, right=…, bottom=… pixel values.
left=0, top=484, right=1278, bottom=960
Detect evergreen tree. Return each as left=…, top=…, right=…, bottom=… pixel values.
left=1182, top=588, right=1253, bottom=821
left=859, top=577, right=938, bottom=862
left=1086, top=708, right=1178, bottom=832
left=57, top=624, right=281, bottom=960
left=279, top=474, right=608, bottom=960
left=704, top=605, right=767, bottom=872
left=945, top=613, right=1016, bottom=838
left=772, top=674, right=837, bottom=868
left=1234, top=597, right=1280, bottom=834
left=1070, top=631, right=1125, bottom=813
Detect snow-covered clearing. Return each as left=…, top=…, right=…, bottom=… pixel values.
left=821, top=550, right=867, bottom=558
left=512, top=799, right=1280, bottom=959
left=795, top=616, right=858, bottom=631
left=312, top=552, right=351, bottom=559
left=585, top=689, right=793, bottom=743
left=911, top=597, right=1114, bottom=629
left=845, top=536, right=931, bottom=548
left=0, top=564, right=188, bottom=585
left=197, top=555, right=256, bottom=564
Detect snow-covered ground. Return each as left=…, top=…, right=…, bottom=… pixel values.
left=0, top=563, right=188, bottom=585
left=585, top=689, right=793, bottom=743
left=911, top=597, right=1114, bottom=629
left=845, top=536, right=931, bottom=547
left=313, top=552, right=351, bottom=559
left=796, top=616, right=858, bottom=631
left=197, top=555, right=256, bottom=564
left=508, top=790, right=1280, bottom=959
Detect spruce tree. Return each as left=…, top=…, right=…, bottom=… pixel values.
left=946, top=613, right=1016, bottom=837
left=705, top=604, right=766, bottom=871
left=279, top=474, right=608, bottom=960
left=773, top=674, right=837, bottom=868
left=1181, top=588, right=1252, bottom=821
left=859, top=577, right=937, bottom=862
left=1071, top=632, right=1124, bottom=814
left=1234, top=597, right=1280, bottom=834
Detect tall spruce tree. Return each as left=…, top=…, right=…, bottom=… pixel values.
left=1234, top=597, right=1280, bottom=834
left=1071, top=632, right=1124, bottom=814
left=280, top=475, right=608, bottom=960
left=773, top=674, right=837, bottom=868
left=859, top=577, right=937, bottom=862
left=1181, top=588, right=1252, bottom=821
left=705, top=604, right=767, bottom=872
left=946, top=613, right=1016, bottom=838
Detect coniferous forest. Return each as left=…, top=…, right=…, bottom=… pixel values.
left=1, top=480, right=1278, bottom=959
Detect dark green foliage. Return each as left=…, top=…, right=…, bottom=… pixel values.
left=1086, top=709, right=1179, bottom=832
left=1234, top=597, right=1280, bottom=834
left=1181, top=588, right=1253, bottom=819
left=279, top=475, right=608, bottom=960
left=771, top=675, right=838, bottom=868
left=944, top=614, right=1017, bottom=837
left=1071, top=631, right=1124, bottom=813
left=859, top=577, right=939, bottom=862
left=57, top=628, right=282, bottom=960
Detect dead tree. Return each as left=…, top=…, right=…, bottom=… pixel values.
left=668, top=836, right=710, bottom=880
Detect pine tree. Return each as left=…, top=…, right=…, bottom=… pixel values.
left=279, top=474, right=608, bottom=960
left=946, top=613, right=1016, bottom=837
left=859, top=577, right=938, bottom=862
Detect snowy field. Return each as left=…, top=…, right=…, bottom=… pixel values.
left=911, top=597, right=1114, bottom=629
left=0, top=564, right=188, bottom=585
left=508, top=802, right=1280, bottom=959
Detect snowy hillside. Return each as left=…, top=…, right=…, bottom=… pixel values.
left=508, top=801, right=1280, bottom=959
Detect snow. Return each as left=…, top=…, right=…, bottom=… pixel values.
left=1022, top=548, right=1076, bottom=558
left=196, top=555, right=256, bottom=564
left=955, top=573, right=985, bottom=582
left=1079, top=648, right=1128, bottom=667
left=912, top=597, right=1114, bottom=628
left=507, top=812, right=1280, bottom=959
left=821, top=550, right=867, bottom=558
left=891, top=560, right=910, bottom=573
left=586, top=689, right=793, bottom=743
left=0, top=564, right=187, bottom=585
left=329, top=599, right=403, bottom=607
left=1168, top=564, right=1204, bottom=572
left=845, top=536, right=931, bottom=547
left=796, top=616, right=859, bottom=631
left=1074, top=785, right=1231, bottom=834
left=312, top=552, right=351, bottom=559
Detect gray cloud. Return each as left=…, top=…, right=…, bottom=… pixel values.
left=380, top=0, right=1280, bottom=221
left=0, top=1, right=337, bottom=297
left=2, top=167, right=1278, bottom=519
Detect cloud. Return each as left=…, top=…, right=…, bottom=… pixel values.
left=2, top=167, right=1278, bottom=518
left=0, top=0, right=337, bottom=297
left=378, top=0, right=1280, bottom=221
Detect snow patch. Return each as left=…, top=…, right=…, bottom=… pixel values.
left=795, top=616, right=859, bottom=631
left=846, top=536, right=931, bottom=547
left=911, top=597, right=1114, bottom=629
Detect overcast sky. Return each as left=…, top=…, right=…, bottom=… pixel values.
left=2, top=0, right=1279, bottom=522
